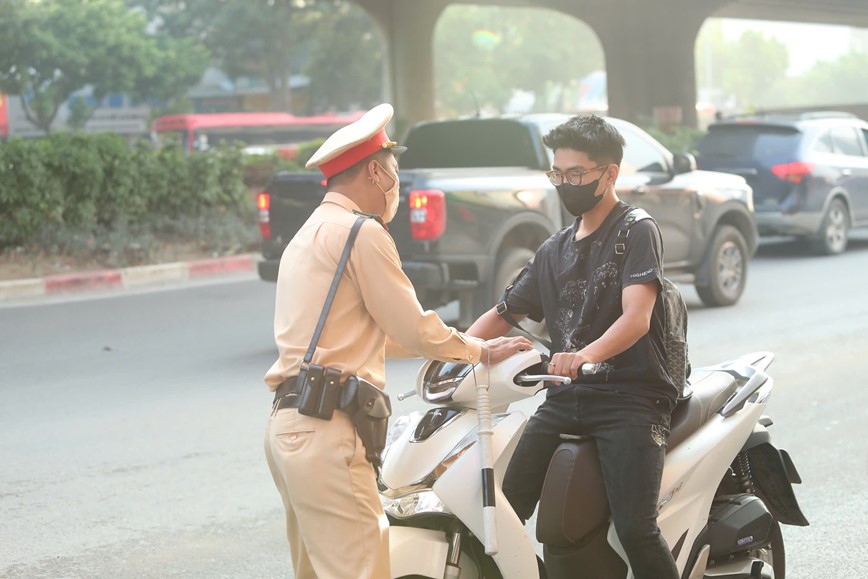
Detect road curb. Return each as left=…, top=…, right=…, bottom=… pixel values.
left=0, top=254, right=257, bottom=302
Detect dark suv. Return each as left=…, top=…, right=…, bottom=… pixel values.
left=696, top=112, right=868, bottom=255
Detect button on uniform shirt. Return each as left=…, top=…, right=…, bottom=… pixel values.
left=265, top=192, right=484, bottom=391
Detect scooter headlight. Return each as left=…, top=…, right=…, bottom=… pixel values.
left=381, top=490, right=449, bottom=519
left=421, top=361, right=475, bottom=403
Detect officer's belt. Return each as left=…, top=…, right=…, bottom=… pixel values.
left=273, top=376, right=302, bottom=410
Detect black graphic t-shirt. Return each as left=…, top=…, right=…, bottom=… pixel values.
left=505, top=202, right=677, bottom=401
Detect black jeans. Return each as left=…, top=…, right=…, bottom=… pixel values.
left=503, top=385, right=679, bottom=579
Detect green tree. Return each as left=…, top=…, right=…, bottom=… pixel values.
left=799, top=51, right=868, bottom=105
left=66, top=97, right=93, bottom=131
left=128, top=0, right=214, bottom=39
left=721, top=30, right=788, bottom=109
left=695, top=22, right=789, bottom=111
left=207, top=0, right=327, bottom=112
left=134, top=0, right=344, bottom=113
left=434, top=6, right=603, bottom=116
left=304, top=2, right=383, bottom=112
left=0, top=0, right=208, bottom=134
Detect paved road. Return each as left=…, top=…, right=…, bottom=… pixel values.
left=1, top=236, right=867, bottom=578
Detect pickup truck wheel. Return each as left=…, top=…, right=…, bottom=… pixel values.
left=466, top=247, right=536, bottom=326
left=488, top=247, right=549, bottom=339
left=493, top=247, right=536, bottom=304
left=695, top=225, right=748, bottom=308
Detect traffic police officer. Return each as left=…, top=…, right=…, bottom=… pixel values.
left=264, top=103, right=531, bottom=579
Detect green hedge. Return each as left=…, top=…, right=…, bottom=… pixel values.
left=0, top=133, right=251, bottom=248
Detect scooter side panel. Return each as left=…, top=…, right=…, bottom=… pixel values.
left=595, top=397, right=769, bottom=578
left=434, top=412, right=541, bottom=579
left=657, top=397, right=768, bottom=572
left=389, top=526, right=450, bottom=579
left=381, top=411, right=478, bottom=490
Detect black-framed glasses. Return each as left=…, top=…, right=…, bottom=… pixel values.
left=545, top=164, right=609, bottom=186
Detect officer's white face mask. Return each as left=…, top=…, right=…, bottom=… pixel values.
left=374, top=161, right=400, bottom=223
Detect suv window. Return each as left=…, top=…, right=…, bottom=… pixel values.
left=831, top=126, right=865, bottom=157
left=620, top=131, right=668, bottom=174
left=697, top=125, right=801, bottom=165
left=812, top=130, right=834, bottom=154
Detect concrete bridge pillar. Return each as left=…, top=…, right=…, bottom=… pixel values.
left=579, top=2, right=719, bottom=127
left=357, top=0, right=449, bottom=135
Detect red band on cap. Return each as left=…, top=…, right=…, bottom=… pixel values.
left=320, top=129, right=390, bottom=179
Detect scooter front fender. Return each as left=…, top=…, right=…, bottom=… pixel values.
left=390, top=525, right=450, bottom=579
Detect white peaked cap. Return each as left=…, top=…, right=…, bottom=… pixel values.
left=305, top=103, right=406, bottom=178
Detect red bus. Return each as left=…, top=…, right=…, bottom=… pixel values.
left=151, top=111, right=365, bottom=157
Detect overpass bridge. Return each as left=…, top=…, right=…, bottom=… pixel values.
left=354, top=0, right=868, bottom=130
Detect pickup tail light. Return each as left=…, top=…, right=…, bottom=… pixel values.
left=771, top=161, right=814, bottom=184
left=409, top=189, right=446, bottom=241
left=258, top=192, right=271, bottom=240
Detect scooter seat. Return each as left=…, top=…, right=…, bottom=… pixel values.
left=537, top=436, right=610, bottom=547
left=667, top=371, right=738, bottom=449
left=536, top=371, right=740, bottom=552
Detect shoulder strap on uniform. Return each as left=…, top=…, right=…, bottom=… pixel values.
left=302, top=216, right=368, bottom=367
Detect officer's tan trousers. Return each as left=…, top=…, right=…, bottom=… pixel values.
left=265, top=406, right=390, bottom=579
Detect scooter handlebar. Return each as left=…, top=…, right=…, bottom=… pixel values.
left=516, top=374, right=572, bottom=385
left=515, top=363, right=601, bottom=386
left=581, top=362, right=603, bottom=375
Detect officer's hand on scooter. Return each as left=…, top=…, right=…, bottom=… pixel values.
left=548, top=351, right=592, bottom=381
left=482, top=336, right=533, bottom=365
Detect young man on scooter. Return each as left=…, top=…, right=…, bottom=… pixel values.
left=467, top=114, right=680, bottom=579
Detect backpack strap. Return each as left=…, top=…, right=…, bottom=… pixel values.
left=615, top=207, right=654, bottom=269
left=494, top=266, right=553, bottom=351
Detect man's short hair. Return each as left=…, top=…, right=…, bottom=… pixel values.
left=543, top=114, right=626, bottom=166
left=327, top=149, right=394, bottom=187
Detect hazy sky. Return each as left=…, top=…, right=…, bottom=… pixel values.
left=717, top=19, right=861, bottom=75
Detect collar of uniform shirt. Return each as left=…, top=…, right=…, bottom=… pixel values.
left=322, top=191, right=361, bottom=212
left=323, top=192, right=388, bottom=229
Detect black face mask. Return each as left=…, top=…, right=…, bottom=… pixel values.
left=557, top=178, right=603, bottom=217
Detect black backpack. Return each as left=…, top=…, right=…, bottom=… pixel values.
left=496, top=208, right=691, bottom=397
left=615, top=208, right=691, bottom=397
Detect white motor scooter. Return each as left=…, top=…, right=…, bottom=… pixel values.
left=379, top=350, right=807, bottom=579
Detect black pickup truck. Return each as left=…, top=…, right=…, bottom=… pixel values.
left=258, top=114, right=758, bottom=327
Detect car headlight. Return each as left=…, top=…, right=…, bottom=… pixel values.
left=381, top=490, right=449, bottom=519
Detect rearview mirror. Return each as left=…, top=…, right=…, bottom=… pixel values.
left=673, top=152, right=697, bottom=174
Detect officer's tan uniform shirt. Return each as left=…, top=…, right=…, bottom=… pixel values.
left=265, top=192, right=483, bottom=391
